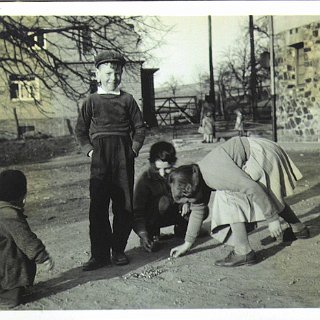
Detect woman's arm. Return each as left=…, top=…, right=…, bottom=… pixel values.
left=170, top=202, right=209, bottom=258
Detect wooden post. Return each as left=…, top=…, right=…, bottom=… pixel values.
left=208, top=15, right=216, bottom=138
left=13, top=107, right=21, bottom=139
left=269, top=15, right=277, bottom=142
left=249, top=15, right=258, bottom=121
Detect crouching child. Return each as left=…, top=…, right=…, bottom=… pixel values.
left=0, top=170, right=54, bottom=309
left=133, top=141, right=190, bottom=252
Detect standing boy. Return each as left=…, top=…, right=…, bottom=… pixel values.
left=75, top=50, right=145, bottom=271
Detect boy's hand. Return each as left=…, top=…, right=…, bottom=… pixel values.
left=88, top=150, right=93, bottom=158
left=43, top=257, right=54, bottom=271
left=170, top=241, right=192, bottom=258
left=268, top=219, right=282, bottom=239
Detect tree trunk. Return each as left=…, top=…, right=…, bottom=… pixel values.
left=13, top=107, right=22, bottom=140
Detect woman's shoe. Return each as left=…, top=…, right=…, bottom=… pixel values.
left=214, top=250, right=258, bottom=267
left=293, top=226, right=310, bottom=239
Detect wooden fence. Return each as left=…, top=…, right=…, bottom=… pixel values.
left=154, top=96, right=199, bottom=126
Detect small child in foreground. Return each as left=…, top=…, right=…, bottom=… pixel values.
left=0, top=170, right=54, bottom=309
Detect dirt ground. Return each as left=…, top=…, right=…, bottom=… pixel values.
left=0, top=125, right=320, bottom=319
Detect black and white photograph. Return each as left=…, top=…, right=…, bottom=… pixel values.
left=0, top=1, right=319, bottom=319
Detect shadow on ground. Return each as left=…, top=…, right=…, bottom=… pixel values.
left=23, top=232, right=213, bottom=304
left=287, top=183, right=320, bottom=205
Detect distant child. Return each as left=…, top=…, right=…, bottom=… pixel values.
left=75, top=50, right=145, bottom=271
left=133, top=141, right=189, bottom=252
left=202, top=111, right=215, bottom=143
left=0, top=170, right=54, bottom=309
left=234, top=108, right=244, bottom=136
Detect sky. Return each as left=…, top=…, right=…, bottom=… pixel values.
left=146, top=16, right=247, bottom=88
left=1, top=1, right=320, bottom=89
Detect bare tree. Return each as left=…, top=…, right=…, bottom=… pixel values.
left=216, top=17, right=271, bottom=120
left=164, top=75, right=182, bottom=97
left=218, top=40, right=251, bottom=106
left=0, top=15, right=169, bottom=138
left=0, top=15, right=168, bottom=105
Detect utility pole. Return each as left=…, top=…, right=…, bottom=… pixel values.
left=249, top=15, right=258, bottom=121
left=208, top=15, right=216, bottom=137
left=269, top=15, right=277, bottom=142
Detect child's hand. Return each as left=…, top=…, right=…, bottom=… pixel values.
left=268, top=219, right=282, bottom=239
left=181, top=203, right=191, bottom=218
left=132, top=149, right=138, bottom=157
left=170, top=242, right=192, bottom=258
left=88, top=150, right=93, bottom=158
left=43, top=257, right=54, bottom=271
left=139, top=232, right=154, bottom=253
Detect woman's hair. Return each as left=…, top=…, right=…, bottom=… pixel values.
left=0, top=169, right=27, bottom=202
left=149, top=141, right=177, bottom=164
left=168, top=164, right=201, bottom=201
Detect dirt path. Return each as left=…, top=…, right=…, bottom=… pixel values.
left=1, top=134, right=320, bottom=318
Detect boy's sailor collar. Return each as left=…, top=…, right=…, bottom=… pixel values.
left=97, top=86, right=121, bottom=95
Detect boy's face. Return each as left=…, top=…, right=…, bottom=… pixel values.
left=96, top=62, right=123, bottom=92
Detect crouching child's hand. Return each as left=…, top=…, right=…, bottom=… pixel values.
left=42, top=256, right=55, bottom=271
left=139, top=232, right=155, bottom=253
left=180, top=203, right=191, bottom=219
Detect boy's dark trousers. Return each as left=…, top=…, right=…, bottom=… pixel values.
left=89, top=136, right=135, bottom=261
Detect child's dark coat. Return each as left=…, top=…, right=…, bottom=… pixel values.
left=0, top=201, right=49, bottom=291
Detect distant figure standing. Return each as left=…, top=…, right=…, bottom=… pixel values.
left=202, top=111, right=215, bottom=143
left=234, top=109, right=244, bottom=136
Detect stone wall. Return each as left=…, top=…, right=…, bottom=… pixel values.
left=275, top=21, right=320, bottom=142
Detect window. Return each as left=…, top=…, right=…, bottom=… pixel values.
left=291, top=42, right=305, bottom=86
left=27, top=31, right=47, bottom=50
left=10, top=75, right=40, bottom=101
left=296, top=46, right=305, bottom=86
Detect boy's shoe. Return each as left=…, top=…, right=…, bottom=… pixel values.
left=293, top=226, right=310, bottom=239
left=214, top=250, right=258, bottom=267
left=0, top=287, right=23, bottom=309
left=112, top=252, right=129, bottom=266
left=82, top=257, right=111, bottom=271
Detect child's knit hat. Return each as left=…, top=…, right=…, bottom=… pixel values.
left=0, top=170, right=27, bottom=202
left=95, top=50, right=126, bottom=68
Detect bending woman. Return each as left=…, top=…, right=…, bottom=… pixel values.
left=168, top=136, right=309, bottom=267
